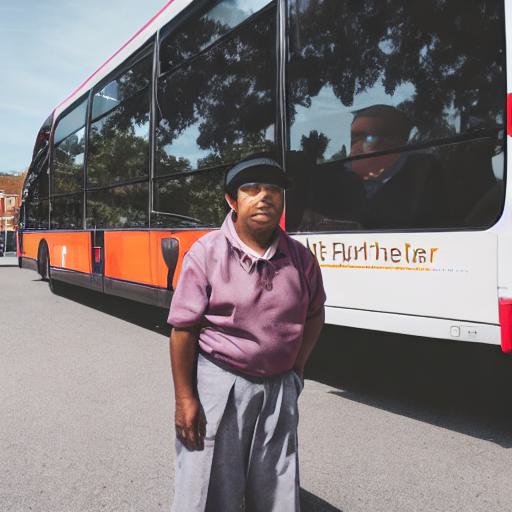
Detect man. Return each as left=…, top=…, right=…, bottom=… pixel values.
left=348, top=104, right=445, bottom=228
left=168, top=155, right=326, bottom=511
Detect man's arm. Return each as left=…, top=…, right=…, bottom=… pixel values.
left=293, top=307, right=325, bottom=378
left=169, top=326, right=206, bottom=450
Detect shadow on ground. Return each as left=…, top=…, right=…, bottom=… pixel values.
left=307, top=325, right=512, bottom=448
left=47, top=280, right=512, bottom=448
left=41, top=281, right=343, bottom=510
left=43, top=279, right=172, bottom=336
left=300, top=488, right=342, bottom=511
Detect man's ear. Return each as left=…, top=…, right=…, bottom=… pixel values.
left=225, top=193, right=237, bottom=212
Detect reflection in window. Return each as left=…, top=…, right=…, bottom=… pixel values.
left=288, top=0, right=505, bottom=159
left=86, top=183, right=148, bottom=229
left=50, top=194, right=82, bottom=229
left=160, top=0, right=271, bottom=73
left=53, top=99, right=87, bottom=195
left=92, top=56, right=151, bottom=120
left=286, top=0, right=506, bottom=232
left=26, top=199, right=49, bottom=230
left=53, top=127, right=85, bottom=194
left=32, top=115, right=52, bottom=160
left=153, top=169, right=228, bottom=228
left=25, top=150, right=49, bottom=200
left=88, top=53, right=152, bottom=188
left=54, top=99, right=87, bottom=145
left=156, top=8, right=276, bottom=177
left=287, top=137, right=503, bottom=232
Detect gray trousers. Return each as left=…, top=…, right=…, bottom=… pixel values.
left=171, top=354, right=304, bottom=512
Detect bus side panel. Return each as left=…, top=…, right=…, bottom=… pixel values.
left=104, top=231, right=152, bottom=286
left=294, top=231, right=499, bottom=330
left=149, top=230, right=210, bottom=290
left=19, top=231, right=91, bottom=274
left=45, top=232, right=91, bottom=273
left=20, top=232, right=45, bottom=260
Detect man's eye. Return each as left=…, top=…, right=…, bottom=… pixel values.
left=241, top=185, right=260, bottom=194
left=365, top=135, right=378, bottom=144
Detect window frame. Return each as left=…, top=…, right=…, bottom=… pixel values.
left=151, top=1, right=281, bottom=228
left=83, top=39, right=155, bottom=230
left=283, top=0, right=508, bottom=235
left=50, top=94, right=89, bottom=229
left=86, top=41, right=155, bottom=193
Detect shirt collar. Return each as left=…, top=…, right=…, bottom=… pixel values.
left=222, top=212, right=281, bottom=272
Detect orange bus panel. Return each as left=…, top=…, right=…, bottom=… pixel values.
left=150, top=230, right=211, bottom=289
left=104, top=231, right=152, bottom=285
left=21, top=232, right=91, bottom=274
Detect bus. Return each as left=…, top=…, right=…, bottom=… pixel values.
left=19, top=0, right=512, bottom=353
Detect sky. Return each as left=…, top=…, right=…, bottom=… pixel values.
left=0, top=0, right=168, bottom=174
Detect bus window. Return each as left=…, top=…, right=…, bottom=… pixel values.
left=50, top=194, right=82, bottom=230
left=32, top=115, right=52, bottom=161
left=24, top=144, right=50, bottom=230
left=86, top=183, right=148, bottom=229
left=153, top=169, right=228, bottom=228
left=154, top=5, right=276, bottom=227
left=88, top=50, right=152, bottom=188
left=52, top=98, right=87, bottom=195
left=85, top=47, right=153, bottom=230
left=286, top=0, right=506, bottom=232
left=160, top=0, right=271, bottom=74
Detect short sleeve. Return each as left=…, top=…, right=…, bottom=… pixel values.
left=167, top=242, right=209, bottom=327
left=305, top=253, right=326, bottom=319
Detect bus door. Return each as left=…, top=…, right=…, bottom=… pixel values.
left=90, top=230, right=104, bottom=292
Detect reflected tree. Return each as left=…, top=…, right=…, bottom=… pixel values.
left=288, top=0, right=505, bottom=140
left=155, top=7, right=276, bottom=175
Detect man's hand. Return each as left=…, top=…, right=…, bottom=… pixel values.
left=175, top=396, right=206, bottom=450
left=169, top=326, right=205, bottom=450
left=293, top=307, right=325, bottom=380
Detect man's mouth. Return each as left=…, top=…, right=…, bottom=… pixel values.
left=252, top=210, right=274, bottom=220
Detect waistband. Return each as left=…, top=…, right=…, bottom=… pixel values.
left=198, top=350, right=278, bottom=384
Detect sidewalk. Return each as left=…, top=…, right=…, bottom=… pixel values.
left=0, top=255, right=18, bottom=267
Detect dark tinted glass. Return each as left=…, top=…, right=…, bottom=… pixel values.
left=160, top=0, right=271, bottom=73
left=286, top=0, right=506, bottom=231
left=153, top=169, right=227, bottom=228
left=26, top=199, right=49, bottom=230
left=91, top=55, right=152, bottom=120
left=88, top=55, right=152, bottom=188
left=86, top=183, right=148, bottom=228
left=53, top=126, right=85, bottom=194
left=286, top=137, right=504, bottom=232
left=25, top=149, right=49, bottom=199
left=155, top=8, right=276, bottom=177
left=32, top=115, right=52, bottom=160
left=54, top=99, right=87, bottom=145
left=88, top=90, right=150, bottom=187
left=50, top=194, right=82, bottom=229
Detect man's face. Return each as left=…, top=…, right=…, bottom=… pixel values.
left=350, top=115, right=405, bottom=179
left=225, top=183, right=284, bottom=234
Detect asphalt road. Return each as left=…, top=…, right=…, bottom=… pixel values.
left=1, top=265, right=512, bottom=512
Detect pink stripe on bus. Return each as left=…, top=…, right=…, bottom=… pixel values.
left=508, top=93, right=512, bottom=137
left=55, top=0, right=176, bottom=111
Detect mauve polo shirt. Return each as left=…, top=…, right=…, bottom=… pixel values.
left=167, top=213, right=326, bottom=377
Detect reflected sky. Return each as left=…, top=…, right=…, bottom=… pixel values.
left=291, top=81, right=416, bottom=161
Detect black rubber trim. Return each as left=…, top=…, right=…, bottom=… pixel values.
left=51, top=267, right=103, bottom=292
left=104, top=276, right=172, bottom=308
